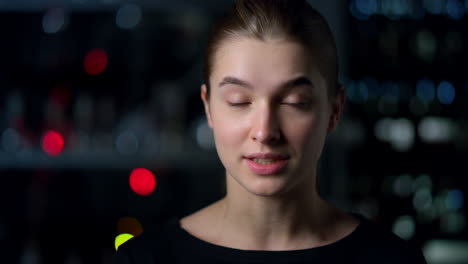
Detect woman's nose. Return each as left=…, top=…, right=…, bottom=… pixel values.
left=251, top=106, right=281, bottom=145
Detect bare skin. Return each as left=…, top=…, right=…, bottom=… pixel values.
left=180, top=196, right=358, bottom=251
left=181, top=37, right=358, bottom=251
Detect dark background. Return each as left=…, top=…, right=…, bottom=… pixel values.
left=0, top=0, right=467, bottom=263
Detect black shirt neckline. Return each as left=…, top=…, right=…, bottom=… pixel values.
left=167, top=215, right=364, bottom=262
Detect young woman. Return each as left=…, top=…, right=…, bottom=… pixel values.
left=115, top=0, right=427, bottom=263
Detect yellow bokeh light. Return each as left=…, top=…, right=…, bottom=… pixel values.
left=115, top=233, right=134, bottom=251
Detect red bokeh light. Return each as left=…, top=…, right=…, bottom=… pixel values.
left=84, top=48, right=108, bottom=75
left=129, top=168, right=156, bottom=196
left=42, top=130, right=64, bottom=156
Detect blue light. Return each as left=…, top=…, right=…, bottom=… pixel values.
left=416, top=78, right=436, bottom=103
left=446, top=189, right=464, bottom=210
left=424, top=0, right=445, bottom=15
left=446, top=0, right=464, bottom=20
left=364, top=77, right=380, bottom=99
left=346, top=81, right=358, bottom=102
left=346, top=80, right=369, bottom=103
left=392, top=0, right=411, bottom=18
left=356, top=0, right=378, bottom=16
left=358, top=80, right=370, bottom=102
left=437, top=81, right=456, bottom=105
left=350, top=0, right=370, bottom=20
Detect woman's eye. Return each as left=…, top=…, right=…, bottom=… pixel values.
left=282, top=102, right=311, bottom=109
left=228, top=102, right=250, bottom=107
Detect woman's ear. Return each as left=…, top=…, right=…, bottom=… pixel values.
left=201, top=84, right=213, bottom=128
left=327, top=85, right=346, bottom=132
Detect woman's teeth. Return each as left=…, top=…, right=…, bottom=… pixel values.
left=251, top=158, right=279, bottom=165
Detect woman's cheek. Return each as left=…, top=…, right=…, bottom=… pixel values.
left=213, top=112, right=246, bottom=143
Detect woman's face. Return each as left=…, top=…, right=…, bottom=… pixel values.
left=202, top=37, right=344, bottom=197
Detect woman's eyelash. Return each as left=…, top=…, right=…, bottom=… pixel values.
left=228, top=102, right=250, bottom=106
left=227, top=102, right=311, bottom=108
left=282, top=102, right=311, bottom=108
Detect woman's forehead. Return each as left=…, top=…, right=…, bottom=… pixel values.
left=210, top=37, right=326, bottom=91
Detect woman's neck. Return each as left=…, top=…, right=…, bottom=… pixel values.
left=180, top=175, right=359, bottom=251
left=215, top=177, right=337, bottom=250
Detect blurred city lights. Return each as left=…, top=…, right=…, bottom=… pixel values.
left=445, top=189, right=464, bottom=211
left=392, top=215, right=415, bottom=240
left=129, top=168, right=156, bottom=196
left=115, top=233, right=134, bottom=251
left=116, top=131, right=139, bottom=155
left=423, top=240, right=468, bottom=264
left=363, top=77, right=380, bottom=99
left=413, top=187, right=433, bottom=212
left=418, top=117, right=455, bottom=143
left=434, top=192, right=449, bottom=215
left=350, top=0, right=466, bottom=19
left=391, top=119, right=415, bottom=152
left=416, top=78, right=436, bottom=103
left=42, top=8, right=67, bottom=34
left=116, top=4, right=142, bottom=30
left=393, top=174, right=414, bottom=197
left=381, top=0, right=410, bottom=19
left=355, top=199, right=379, bottom=219
left=424, top=0, right=446, bottom=15
left=83, top=48, right=108, bottom=75
left=441, top=212, right=466, bottom=234
left=413, top=30, right=437, bottom=62
left=347, top=80, right=370, bottom=103
left=446, top=0, right=465, bottom=19
left=437, top=81, right=456, bottom=105
left=374, top=118, right=393, bottom=142
left=412, top=174, right=433, bottom=192
left=117, top=217, right=143, bottom=237
left=356, top=0, right=378, bottom=17
left=6, top=91, right=24, bottom=118
left=375, top=118, right=415, bottom=151
left=350, top=0, right=420, bottom=20
left=350, top=0, right=371, bottom=20
left=42, top=130, right=64, bottom=156
left=378, top=82, right=400, bottom=115
left=1, top=128, right=22, bottom=153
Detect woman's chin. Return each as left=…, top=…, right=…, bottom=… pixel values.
left=242, top=177, right=291, bottom=197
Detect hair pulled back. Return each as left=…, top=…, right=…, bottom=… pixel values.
left=203, top=0, right=339, bottom=99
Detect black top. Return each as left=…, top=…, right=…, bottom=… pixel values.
left=114, top=216, right=427, bottom=264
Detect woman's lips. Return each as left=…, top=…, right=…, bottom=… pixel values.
left=245, top=157, right=289, bottom=175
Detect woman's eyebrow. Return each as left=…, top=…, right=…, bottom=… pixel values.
left=218, top=76, right=252, bottom=89
left=283, top=76, right=315, bottom=90
left=218, top=76, right=314, bottom=90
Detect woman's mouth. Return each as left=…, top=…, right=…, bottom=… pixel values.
left=244, top=155, right=289, bottom=175
left=250, top=158, right=281, bottom=165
